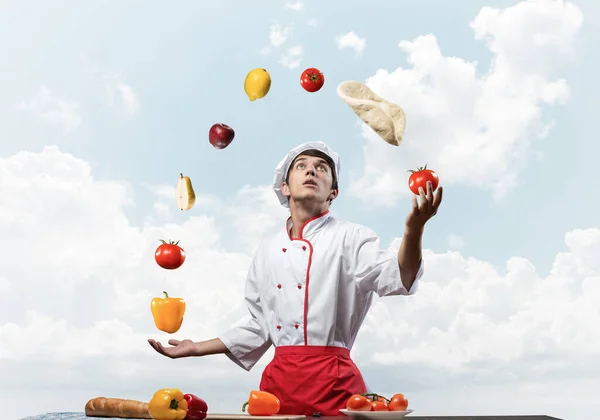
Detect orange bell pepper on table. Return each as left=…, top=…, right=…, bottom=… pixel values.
left=241, top=390, right=280, bottom=415
left=148, top=388, right=188, bottom=420
left=151, top=291, right=186, bottom=333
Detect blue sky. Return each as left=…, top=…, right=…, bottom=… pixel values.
left=1, top=1, right=599, bottom=419
left=2, top=0, right=597, bottom=272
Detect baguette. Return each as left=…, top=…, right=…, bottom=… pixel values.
left=85, top=397, right=152, bottom=419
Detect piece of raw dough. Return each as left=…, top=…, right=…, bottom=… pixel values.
left=337, top=80, right=406, bottom=146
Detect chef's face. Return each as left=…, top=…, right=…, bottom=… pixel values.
left=282, top=154, right=338, bottom=207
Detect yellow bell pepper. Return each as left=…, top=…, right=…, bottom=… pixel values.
left=151, top=291, right=186, bottom=334
left=148, top=388, right=189, bottom=420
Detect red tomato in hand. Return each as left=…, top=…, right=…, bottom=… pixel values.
left=300, top=67, right=325, bottom=92
left=155, top=239, right=186, bottom=270
left=346, top=394, right=371, bottom=411
left=408, top=164, right=439, bottom=195
left=387, top=393, right=408, bottom=411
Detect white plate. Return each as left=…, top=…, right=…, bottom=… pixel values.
left=339, top=409, right=413, bottom=419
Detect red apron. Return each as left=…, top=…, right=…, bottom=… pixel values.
left=259, top=345, right=367, bottom=416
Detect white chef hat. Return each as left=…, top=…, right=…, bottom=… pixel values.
left=272, top=141, right=341, bottom=208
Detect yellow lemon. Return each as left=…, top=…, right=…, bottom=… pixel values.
left=244, top=68, right=271, bottom=101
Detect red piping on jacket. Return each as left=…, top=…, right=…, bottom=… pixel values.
left=286, top=210, right=329, bottom=346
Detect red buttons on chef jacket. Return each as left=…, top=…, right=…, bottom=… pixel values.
left=297, top=284, right=302, bottom=289
left=277, top=284, right=282, bottom=289
left=302, top=245, right=307, bottom=251
left=294, top=323, right=299, bottom=329
left=277, top=324, right=281, bottom=330
left=282, top=248, right=287, bottom=252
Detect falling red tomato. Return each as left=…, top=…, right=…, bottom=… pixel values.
left=300, top=68, right=325, bottom=92
left=155, top=239, right=186, bottom=270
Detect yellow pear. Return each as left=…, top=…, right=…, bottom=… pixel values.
left=244, top=68, right=271, bottom=101
left=176, top=173, right=196, bottom=211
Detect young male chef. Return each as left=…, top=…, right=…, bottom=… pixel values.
left=148, top=141, right=443, bottom=416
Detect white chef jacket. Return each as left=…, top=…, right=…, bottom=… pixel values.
left=218, top=211, right=423, bottom=371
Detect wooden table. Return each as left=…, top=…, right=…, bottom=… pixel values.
left=315, top=417, right=562, bottom=420
left=206, top=415, right=563, bottom=420
left=22, top=413, right=564, bottom=420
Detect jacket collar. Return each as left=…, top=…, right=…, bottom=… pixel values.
left=286, top=210, right=332, bottom=240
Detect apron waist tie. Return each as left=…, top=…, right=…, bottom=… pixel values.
left=274, top=345, right=350, bottom=357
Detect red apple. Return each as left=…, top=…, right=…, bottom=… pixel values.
left=209, top=123, right=235, bottom=149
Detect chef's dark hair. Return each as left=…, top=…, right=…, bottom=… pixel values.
left=285, top=149, right=339, bottom=190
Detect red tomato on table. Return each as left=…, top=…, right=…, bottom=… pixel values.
left=387, top=393, right=409, bottom=411
left=300, top=68, right=325, bottom=92
left=346, top=394, right=371, bottom=411
left=408, top=164, right=439, bottom=195
left=155, top=239, right=186, bottom=270
left=371, top=400, right=388, bottom=411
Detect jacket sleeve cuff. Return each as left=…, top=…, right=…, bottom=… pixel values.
left=218, top=334, right=252, bottom=371
left=381, top=257, right=424, bottom=297
left=217, top=328, right=272, bottom=372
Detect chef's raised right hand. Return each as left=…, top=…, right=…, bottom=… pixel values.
left=148, top=338, right=196, bottom=359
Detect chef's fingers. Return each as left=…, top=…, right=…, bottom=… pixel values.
left=168, top=339, right=181, bottom=346
left=432, top=186, right=443, bottom=213
left=162, top=344, right=178, bottom=358
left=152, top=340, right=168, bottom=355
left=426, top=182, right=434, bottom=213
left=418, top=187, right=428, bottom=212
left=411, top=193, right=419, bottom=214
left=148, top=339, right=164, bottom=355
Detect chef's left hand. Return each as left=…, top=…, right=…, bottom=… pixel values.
left=405, top=181, right=443, bottom=231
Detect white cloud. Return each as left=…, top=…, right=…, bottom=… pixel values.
left=360, top=229, right=600, bottom=374
left=347, top=0, right=583, bottom=206
left=102, top=72, right=140, bottom=117
left=540, top=79, right=570, bottom=104
left=0, top=276, right=10, bottom=292
left=225, top=185, right=290, bottom=253
left=307, top=18, right=317, bottom=27
left=447, top=234, right=466, bottom=250
left=285, top=1, right=303, bottom=12
left=269, top=23, right=293, bottom=47
left=259, top=23, right=294, bottom=56
left=0, top=146, right=252, bottom=359
left=81, top=57, right=140, bottom=117
left=143, top=180, right=288, bottom=255
left=336, top=31, right=367, bottom=57
left=16, top=86, right=82, bottom=134
left=279, top=45, right=304, bottom=69
left=1, top=145, right=599, bottom=420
